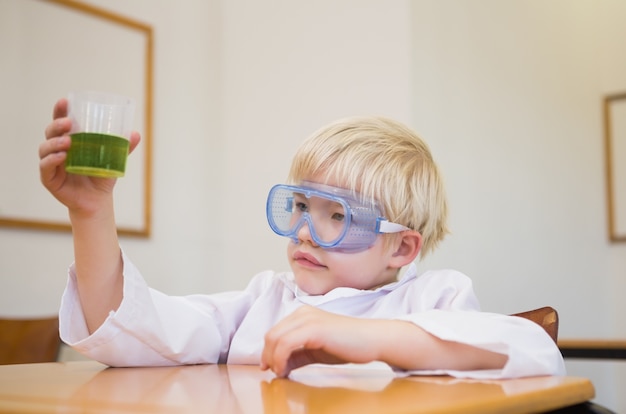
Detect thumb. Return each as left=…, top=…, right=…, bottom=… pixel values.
left=128, top=131, right=142, bottom=155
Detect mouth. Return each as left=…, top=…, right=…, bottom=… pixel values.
left=292, top=251, right=326, bottom=268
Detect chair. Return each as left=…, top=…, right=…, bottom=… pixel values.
left=511, top=306, right=559, bottom=344
left=0, top=316, right=61, bottom=364
left=510, top=308, right=618, bottom=413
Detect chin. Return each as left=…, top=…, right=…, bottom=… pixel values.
left=294, top=279, right=331, bottom=296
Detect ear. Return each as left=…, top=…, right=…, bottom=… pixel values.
left=388, top=231, right=422, bottom=269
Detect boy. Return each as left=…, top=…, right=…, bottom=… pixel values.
left=40, top=99, right=564, bottom=378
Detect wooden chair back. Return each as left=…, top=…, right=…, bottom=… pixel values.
left=511, top=306, right=559, bottom=344
left=0, top=316, right=61, bottom=364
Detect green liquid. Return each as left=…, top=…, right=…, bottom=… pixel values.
left=65, top=133, right=129, bottom=178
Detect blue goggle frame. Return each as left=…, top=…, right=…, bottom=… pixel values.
left=266, top=181, right=409, bottom=252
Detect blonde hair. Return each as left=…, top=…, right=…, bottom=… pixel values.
left=288, top=116, right=449, bottom=258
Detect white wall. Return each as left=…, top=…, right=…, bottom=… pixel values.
left=0, top=0, right=624, bottom=411
left=219, top=1, right=413, bottom=290
left=409, top=2, right=626, bottom=410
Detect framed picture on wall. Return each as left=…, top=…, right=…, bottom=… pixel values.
left=603, top=92, right=626, bottom=243
left=0, top=0, right=153, bottom=237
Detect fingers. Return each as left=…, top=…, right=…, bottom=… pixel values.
left=262, top=326, right=314, bottom=377
left=262, top=306, right=327, bottom=377
left=128, top=131, right=141, bottom=154
left=44, top=98, right=71, bottom=141
left=44, top=116, right=71, bottom=140
left=261, top=310, right=305, bottom=376
left=53, top=98, right=68, bottom=120
left=39, top=150, right=67, bottom=188
left=39, top=135, right=70, bottom=189
left=39, top=134, right=70, bottom=160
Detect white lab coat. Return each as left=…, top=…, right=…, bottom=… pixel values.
left=59, top=251, right=565, bottom=379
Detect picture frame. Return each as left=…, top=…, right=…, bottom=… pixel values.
left=603, top=92, right=626, bottom=243
left=0, top=0, right=153, bottom=237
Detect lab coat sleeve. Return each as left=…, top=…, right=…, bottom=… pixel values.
left=399, top=310, right=565, bottom=379
left=59, top=251, right=261, bottom=367
left=396, top=270, right=566, bottom=379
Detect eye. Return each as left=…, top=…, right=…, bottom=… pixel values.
left=291, top=193, right=309, bottom=213
left=295, top=201, right=309, bottom=212
left=331, top=212, right=345, bottom=222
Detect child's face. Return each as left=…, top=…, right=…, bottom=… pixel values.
left=284, top=177, right=399, bottom=294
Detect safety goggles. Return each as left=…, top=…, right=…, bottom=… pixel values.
left=266, top=181, right=410, bottom=252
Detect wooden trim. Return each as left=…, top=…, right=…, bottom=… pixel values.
left=558, top=339, right=626, bottom=359
left=0, top=0, right=153, bottom=238
left=603, top=92, right=626, bottom=242
left=43, top=0, right=154, bottom=238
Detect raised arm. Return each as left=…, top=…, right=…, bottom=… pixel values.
left=40, top=98, right=141, bottom=333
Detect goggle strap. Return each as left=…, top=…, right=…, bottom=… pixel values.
left=377, top=219, right=411, bottom=234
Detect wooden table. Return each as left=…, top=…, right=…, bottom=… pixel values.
left=0, top=361, right=594, bottom=413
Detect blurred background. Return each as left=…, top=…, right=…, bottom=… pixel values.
left=1, top=0, right=624, bottom=411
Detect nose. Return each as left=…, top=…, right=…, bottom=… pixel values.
left=295, top=216, right=319, bottom=247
